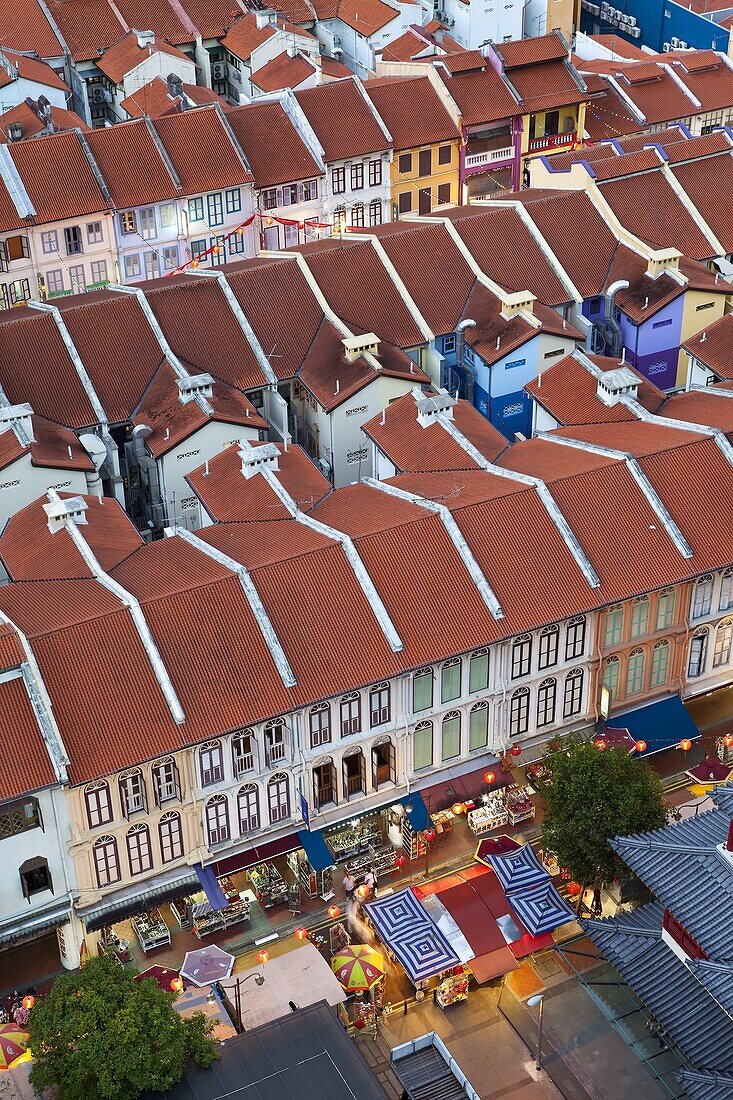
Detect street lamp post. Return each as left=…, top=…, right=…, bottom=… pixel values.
left=230, top=972, right=265, bottom=1033
left=527, top=994, right=544, bottom=1071
left=424, top=791, right=433, bottom=879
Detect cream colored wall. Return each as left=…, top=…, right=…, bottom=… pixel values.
left=677, top=289, right=728, bottom=388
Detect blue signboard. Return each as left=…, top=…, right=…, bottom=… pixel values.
left=298, top=781, right=310, bottom=830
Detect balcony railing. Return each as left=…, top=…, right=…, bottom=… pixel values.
left=345, top=775, right=365, bottom=797
left=465, top=146, right=515, bottom=168
left=527, top=131, right=577, bottom=154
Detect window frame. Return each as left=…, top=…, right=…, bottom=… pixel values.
left=205, top=794, right=230, bottom=846
left=126, top=823, right=153, bottom=876
left=511, top=634, right=532, bottom=679
left=563, top=668, right=583, bottom=718
left=267, top=772, right=290, bottom=823
left=309, top=702, right=331, bottom=747
left=650, top=640, right=670, bottom=687
left=603, top=606, right=624, bottom=647
left=441, top=710, right=461, bottom=762
left=200, top=741, right=224, bottom=786
left=412, top=667, right=433, bottom=713
left=509, top=688, right=530, bottom=737
left=538, top=626, right=559, bottom=670
left=341, top=692, right=361, bottom=737
left=629, top=597, right=650, bottom=639
left=626, top=647, right=646, bottom=696
left=565, top=616, right=586, bottom=660
left=469, top=648, right=489, bottom=693
left=693, top=575, right=714, bottom=619
left=93, top=835, right=120, bottom=888
left=159, top=811, right=184, bottom=863
left=468, top=701, right=489, bottom=751
left=369, top=682, right=390, bottom=727
left=237, top=783, right=260, bottom=834
left=85, top=782, right=112, bottom=829
left=441, top=657, right=461, bottom=703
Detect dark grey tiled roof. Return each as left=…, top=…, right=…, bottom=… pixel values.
left=676, top=1068, right=733, bottom=1100
left=689, top=958, right=733, bottom=1016
left=611, top=807, right=733, bottom=960
left=712, top=783, right=733, bottom=818
left=584, top=903, right=733, bottom=1072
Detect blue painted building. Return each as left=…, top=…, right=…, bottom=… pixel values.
left=580, top=0, right=730, bottom=55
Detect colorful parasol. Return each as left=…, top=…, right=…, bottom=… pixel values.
left=0, top=1024, right=30, bottom=1070
left=331, top=944, right=385, bottom=992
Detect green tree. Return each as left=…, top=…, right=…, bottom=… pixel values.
left=28, top=956, right=218, bottom=1100
left=539, top=733, right=666, bottom=894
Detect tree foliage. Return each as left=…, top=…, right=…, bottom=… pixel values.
left=28, top=956, right=218, bottom=1100
left=539, top=733, right=667, bottom=888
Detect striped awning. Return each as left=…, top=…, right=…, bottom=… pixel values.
left=487, top=843, right=551, bottom=896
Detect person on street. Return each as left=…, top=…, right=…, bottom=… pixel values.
left=343, top=871, right=355, bottom=900
left=364, top=868, right=377, bottom=898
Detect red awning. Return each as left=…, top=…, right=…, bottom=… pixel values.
left=212, top=832, right=300, bottom=876
left=417, top=763, right=511, bottom=811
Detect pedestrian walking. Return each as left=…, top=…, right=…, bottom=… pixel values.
left=364, top=868, right=377, bottom=899
left=343, top=871, right=355, bottom=900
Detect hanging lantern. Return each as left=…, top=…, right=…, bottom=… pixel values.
left=723, top=735, right=733, bottom=748
left=265, top=217, right=274, bottom=226
left=327, top=905, right=341, bottom=919
left=236, top=226, right=245, bottom=235
left=170, top=977, right=184, bottom=994
left=394, top=854, right=407, bottom=868
left=634, top=740, right=647, bottom=753
left=357, top=884, right=370, bottom=899
left=509, top=745, right=522, bottom=757
left=257, top=950, right=269, bottom=964
left=191, top=260, right=200, bottom=268
left=679, top=738, right=692, bottom=753
left=22, top=995, right=35, bottom=1011
left=298, top=221, right=305, bottom=230
left=423, top=828, right=436, bottom=844
left=594, top=738, right=607, bottom=752
left=451, top=802, right=465, bottom=816
left=566, top=882, right=582, bottom=897
left=294, top=927, right=308, bottom=941
left=212, top=246, right=220, bottom=255
left=483, top=770, right=496, bottom=786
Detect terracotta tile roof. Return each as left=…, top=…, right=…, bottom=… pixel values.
left=525, top=351, right=664, bottom=426
left=508, top=58, right=588, bottom=114
left=0, top=675, right=57, bottom=800
left=30, top=415, right=96, bottom=471
left=298, top=238, right=427, bottom=348
left=120, top=76, right=227, bottom=117
left=220, top=13, right=277, bottom=61
left=443, top=205, right=572, bottom=308
left=266, top=0, right=316, bottom=25
left=670, top=54, right=733, bottom=114
left=0, top=175, right=24, bottom=234
left=153, top=106, right=253, bottom=193
left=435, top=60, right=520, bottom=127
left=533, top=300, right=584, bottom=341
left=311, top=480, right=425, bottom=536
left=671, top=153, right=733, bottom=254
left=0, top=102, right=89, bottom=141
left=661, top=132, right=732, bottom=163
left=584, top=82, right=643, bottom=141
left=96, top=30, right=191, bottom=83
left=85, top=120, right=180, bottom=208
left=598, top=171, right=718, bottom=260
left=0, top=310, right=100, bottom=428
left=144, top=277, right=268, bottom=390
left=0, top=577, right=123, bottom=630
left=361, top=389, right=507, bottom=472
left=112, top=0, right=197, bottom=45
left=610, top=64, right=697, bottom=126
left=614, top=126, right=688, bottom=153
left=320, top=56, right=352, bottom=79
left=133, top=361, right=267, bottom=458
left=498, top=33, right=568, bottom=68
left=112, top=535, right=231, bottom=598
left=363, top=221, right=475, bottom=334
left=379, top=27, right=433, bottom=62
left=226, top=101, right=320, bottom=188
left=461, top=281, right=536, bottom=367
left=552, top=419, right=704, bottom=457
left=659, top=389, right=733, bottom=434
left=178, top=0, right=252, bottom=40
left=295, top=79, right=390, bottom=160
left=0, top=624, right=26, bottom=670
left=251, top=49, right=316, bottom=92
left=4, top=51, right=69, bottom=90
left=321, top=0, right=398, bottom=34
left=364, top=76, right=460, bottom=150
left=0, top=0, right=63, bottom=57
left=224, top=257, right=323, bottom=381
left=8, top=130, right=109, bottom=222
left=54, top=291, right=167, bottom=424
left=0, top=493, right=144, bottom=581
left=499, top=435, right=615, bottom=480
left=198, top=517, right=333, bottom=568
left=45, top=0, right=127, bottom=62
left=584, top=147, right=663, bottom=180
left=682, top=312, right=733, bottom=380
left=0, top=427, right=27, bottom=472
left=186, top=440, right=330, bottom=521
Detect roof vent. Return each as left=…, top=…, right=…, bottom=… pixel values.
left=646, top=248, right=681, bottom=280
left=177, top=373, right=215, bottom=403
left=0, top=402, right=35, bottom=443
left=342, top=333, right=379, bottom=363
left=239, top=440, right=280, bottom=479
left=255, top=8, right=277, bottom=27
left=413, top=386, right=456, bottom=427
left=6, top=121, right=23, bottom=142
left=136, top=29, right=156, bottom=49
left=596, top=367, right=640, bottom=406
left=500, top=290, right=535, bottom=319
left=43, top=493, right=88, bottom=534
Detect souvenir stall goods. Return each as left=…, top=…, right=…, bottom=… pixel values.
left=525, top=762, right=551, bottom=788
left=435, top=968, right=470, bottom=1010
left=430, top=810, right=454, bottom=834
left=191, top=894, right=251, bottom=938
left=401, top=814, right=427, bottom=860
left=537, top=849, right=560, bottom=876
left=344, top=845, right=398, bottom=884
left=131, top=908, right=171, bottom=954
left=505, top=786, right=535, bottom=825
left=327, top=813, right=383, bottom=862
left=288, top=851, right=334, bottom=901
left=248, top=862, right=289, bottom=908
left=467, top=792, right=508, bottom=835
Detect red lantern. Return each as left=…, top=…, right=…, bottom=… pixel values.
left=191, top=260, right=200, bottom=268
left=236, top=227, right=245, bottom=235
left=265, top=217, right=274, bottom=226
left=567, top=882, right=582, bottom=897
left=294, top=927, right=308, bottom=941
left=394, top=854, right=407, bottom=868
left=483, top=770, right=496, bottom=786
left=212, top=246, right=220, bottom=255
left=594, top=738, right=607, bottom=752
left=298, top=221, right=305, bottom=230
left=257, top=950, right=269, bottom=964
left=451, top=802, right=465, bottom=816
left=327, top=905, right=341, bottom=919
left=170, top=977, right=184, bottom=994
left=679, top=738, right=692, bottom=753
left=22, top=995, right=35, bottom=1011
left=509, top=745, right=522, bottom=757
left=723, top=735, right=733, bottom=748
left=357, top=884, right=370, bottom=899
left=634, top=740, right=647, bottom=753
left=423, top=828, right=436, bottom=843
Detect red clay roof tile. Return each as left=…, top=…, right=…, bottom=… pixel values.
left=296, top=79, right=390, bottom=160
left=364, top=76, right=460, bottom=149
left=45, top=0, right=127, bottom=62
left=682, top=312, right=733, bottom=380
left=197, top=517, right=333, bottom=569
left=96, top=31, right=191, bottom=83
left=153, top=106, right=253, bottom=193
left=0, top=675, right=57, bottom=800
left=498, top=33, right=568, bottom=68
left=0, top=0, right=63, bottom=57
left=9, top=130, right=109, bottom=222
left=598, top=170, right=717, bottom=260
left=227, top=100, right=321, bottom=188
left=85, top=119, right=180, bottom=209
left=251, top=50, right=316, bottom=92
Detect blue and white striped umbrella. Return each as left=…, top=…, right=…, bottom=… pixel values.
left=509, top=882, right=576, bottom=935
left=488, top=843, right=551, bottom=896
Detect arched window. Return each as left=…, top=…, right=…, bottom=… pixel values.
left=370, top=682, right=390, bottom=726
left=152, top=757, right=181, bottom=806
left=656, top=589, right=676, bottom=631
left=688, top=628, right=709, bottom=678
left=538, top=626, right=559, bottom=670
left=563, top=668, right=583, bottom=718
left=238, top=784, right=260, bottom=834
left=119, top=769, right=146, bottom=818
left=200, top=741, right=223, bottom=786
left=441, top=711, right=461, bottom=761
left=340, top=692, right=361, bottom=737
left=713, top=619, right=733, bottom=668
left=343, top=748, right=366, bottom=799
left=626, top=648, right=646, bottom=696
left=469, top=648, right=489, bottom=692
left=441, top=659, right=461, bottom=703
left=268, top=773, right=290, bottom=823
left=603, top=655, right=620, bottom=700
left=512, top=635, right=532, bottom=679
left=720, top=568, right=733, bottom=612
left=650, top=640, right=670, bottom=687
left=536, top=678, right=557, bottom=727
left=509, top=687, right=530, bottom=737
left=232, top=729, right=255, bottom=778
left=413, top=721, right=433, bottom=771
left=159, top=811, right=183, bottom=864
left=264, top=720, right=287, bottom=766
left=630, top=597, right=650, bottom=639
left=310, top=703, right=331, bottom=748
left=313, top=759, right=337, bottom=809
left=84, top=781, right=112, bottom=829
left=412, top=668, right=433, bottom=713
left=603, top=606, right=624, bottom=648
left=693, top=575, right=714, bottom=619
left=469, top=701, right=489, bottom=751
left=205, top=795, right=229, bottom=846
left=565, top=617, right=586, bottom=661
left=372, top=737, right=396, bottom=789
left=126, top=823, right=153, bottom=876
left=93, top=835, right=120, bottom=888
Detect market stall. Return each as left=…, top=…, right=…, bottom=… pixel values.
left=131, top=908, right=171, bottom=954
left=363, top=889, right=461, bottom=988
left=466, top=785, right=535, bottom=836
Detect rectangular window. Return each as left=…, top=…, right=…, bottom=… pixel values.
left=159, top=815, right=184, bottom=863
left=696, top=301, right=715, bottom=312
left=20, top=859, right=53, bottom=898
left=689, top=632, right=708, bottom=678
left=162, top=245, right=179, bottom=271
left=630, top=599, right=649, bottom=638
left=127, top=828, right=153, bottom=876
left=565, top=617, right=586, bottom=660
left=442, top=333, right=456, bottom=354
left=370, top=683, right=390, bottom=726
left=693, top=578, right=713, bottom=619
left=538, top=628, right=559, bottom=670
left=8, top=279, right=30, bottom=305
left=563, top=672, right=583, bottom=718
left=468, top=705, right=488, bottom=751
left=437, top=183, right=451, bottom=205
left=69, top=265, right=85, bottom=294
left=41, top=230, right=58, bottom=254
left=200, top=743, right=223, bottom=786
left=0, top=797, right=41, bottom=839
left=398, top=152, right=412, bottom=174
left=511, top=636, right=531, bottom=679
left=310, top=706, right=331, bottom=747
left=544, top=110, right=559, bottom=136
left=413, top=724, right=433, bottom=770
left=124, top=254, right=141, bottom=279
left=225, top=188, right=241, bottom=213
left=119, top=772, right=146, bottom=817
left=543, top=347, right=564, bottom=360
left=188, top=197, right=205, bottom=222
left=332, top=166, right=346, bottom=194
left=652, top=317, right=673, bottom=329
left=86, top=221, right=102, bottom=244
left=441, top=660, right=461, bottom=703
left=300, top=180, right=318, bottom=201
left=209, top=236, right=225, bottom=266
left=412, top=669, right=433, bottom=712
left=368, top=159, right=382, bottom=186
left=626, top=651, right=645, bottom=695
left=351, top=204, right=364, bottom=227
left=721, top=572, right=733, bottom=612
left=144, top=251, right=158, bottom=279
left=159, top=202, right=176, bottom=228
left=229, top=232, right=245, bottom=255
left=284, top=224, right=298, bottom=247
left=341, top=694, right=361, bottom=736
left=64, top=226, right=83, bottom=255
left=207, top=193, right=224, bottom=226
left=0, top=284, right=8, bottom=310
left=120, top=211, right=137, bottom=234
left=280, top=184, right=297, bottom=206
left=509, top=691, right=530, bottom=737
left=368, top=200, right=382, bottom=226
left=139, top=207, right=156, bottom=240
left=398, top=192, right=412, bottom=214
left=351, top=163, right=364, bottom=190
left=206, top=799, right=229, bottom=845
left=94, top=840, right=119, bottom=887
left=469, top=649, right=489, bottom=693
left=262, top=189, right=277, bottom=210
left=418, top=149, right=431, bottom=177
left=84, top=786, right=111, bottom=829
left=238, top=786, right=259, bottom=832
left=45, top=269, right=64, bottom=296
left=604, top=607, right=623, bottom=647
left=537, top=680, right=556, bottom=727
left=90, top=260, right=108, bottom=286
left=191, top=239, right=207, bottom=263
left=650, top=642, right=669, bottom=687
left=441, top=715, right=460, bottom=761
left=0, top=241, right=7, bottom=274
left=438, top=144, right=452, bottom=165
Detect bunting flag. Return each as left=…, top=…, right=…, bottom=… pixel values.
left=166, top=211, right=333, bottom=276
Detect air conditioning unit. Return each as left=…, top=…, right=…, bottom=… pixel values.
left=630, top=26, right=641, bottom=37
left=90, top=86, right=107, bottom=104
left=333, top=35, right=341, bottom=45
left=679, top=40, right=687, bottom=48
left=671, top=36, right=680, bottom=47
left=212, top=62, right=226, bottom=80
left=663, top=42, right=671, bottom=51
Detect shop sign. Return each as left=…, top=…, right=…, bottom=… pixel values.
left=600, top=685, right=611, bottom=720
left=299, top=780, right=310, bottom=829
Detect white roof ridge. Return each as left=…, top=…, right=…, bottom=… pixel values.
left=27, top=300, right=108, bottom=426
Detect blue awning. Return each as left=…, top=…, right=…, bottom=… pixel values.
left=298, top=829, right=334, bottom=871
left=194, top=863, right=229, bottom=911
left=401, top=791, right=429, bottom=832
left=608, top=694, right=701, bottom=757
